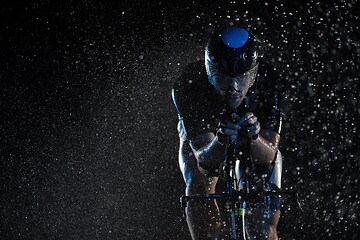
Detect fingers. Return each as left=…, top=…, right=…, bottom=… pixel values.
left=245, top=115, right=258, bottom=126
left=218, top=126, right=238, bottom=136
left=235, top=112, right=255, bottom=126
left=231, top=113, right=240, bottom=120
left=219, top=122, right=241, bottom=131
left=219, top=112, right=260, bottom=138
left=218, top=122, right=240, bottom=137
left=234, top=112, right=260, bottom=137
left=225, top=122, right=241, bottom=131
left=243, top=122, right=260, bottom=137
left=219, top=128, right=238, bottom=136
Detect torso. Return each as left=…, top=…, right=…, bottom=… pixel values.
left=172, top=60, right=285, bottom=142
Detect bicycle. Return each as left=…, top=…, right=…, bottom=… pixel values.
left=180, top=134, right=302, bottom=239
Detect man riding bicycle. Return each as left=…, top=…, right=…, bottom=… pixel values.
left=172, top=27, right=285, bottom=239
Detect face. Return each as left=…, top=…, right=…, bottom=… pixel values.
left=206, top=63, right=258, bottom=109
left=215, top=76, right=251, bottom=109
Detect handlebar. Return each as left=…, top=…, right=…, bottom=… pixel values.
left=180, top=188, right=303, bottom=211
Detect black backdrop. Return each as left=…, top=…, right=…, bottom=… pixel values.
left=1, top=1, right=359, bottom=239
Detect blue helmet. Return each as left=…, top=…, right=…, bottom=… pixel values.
left=205, top=27, right=259, bottom=78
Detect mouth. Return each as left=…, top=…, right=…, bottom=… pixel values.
left=227, top=97, right=240, bottom=103
left=227, top=94, right=241, bottom=103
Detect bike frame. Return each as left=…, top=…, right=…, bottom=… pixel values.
left=180, top=141, right=299, bottom=239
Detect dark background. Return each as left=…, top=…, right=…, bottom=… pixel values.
left=1, top=0, right=359, bottom=239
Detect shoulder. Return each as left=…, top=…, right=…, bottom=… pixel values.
left=172, top=61, right=221, bottom=139
left=173, top=60, right=208, bottom=99
left=172, top=60, right=216, bottom=114
left=251, top=61, right=287, bottom=110
left=250, top=61, right=287, bottom=133
left=256, top=61, right=286, bottom=94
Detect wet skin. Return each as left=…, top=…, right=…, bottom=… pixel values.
left=178, top=71, right=281, bottom=239
left=213, top=76, right=251, bottom=110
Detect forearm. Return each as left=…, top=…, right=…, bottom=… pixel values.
left=190, top=136, right=226, bottom=169
left=250, top=134, right=278, bottom=166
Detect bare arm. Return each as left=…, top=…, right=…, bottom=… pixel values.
left=250, top=129, right=280, bottom=166
left=189, top=132, right=226, bottom=170
left=188, top=120, right=241, bottom=171
left=235, top=112, right=281, bottom=166
left=186, top=112, right=280, bottom=170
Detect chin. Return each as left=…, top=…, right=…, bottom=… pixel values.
left=228, top=100, right=242, bottom=110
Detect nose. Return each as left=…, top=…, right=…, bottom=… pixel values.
left=227, top=87, right=237, bottom=94
left=227, top=78, right=240, bottom=94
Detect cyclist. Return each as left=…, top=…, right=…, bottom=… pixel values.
left=172, top=27, right=285, bottom=239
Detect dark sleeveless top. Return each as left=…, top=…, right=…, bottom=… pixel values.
left=172, top=60, right=286, bottom=141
